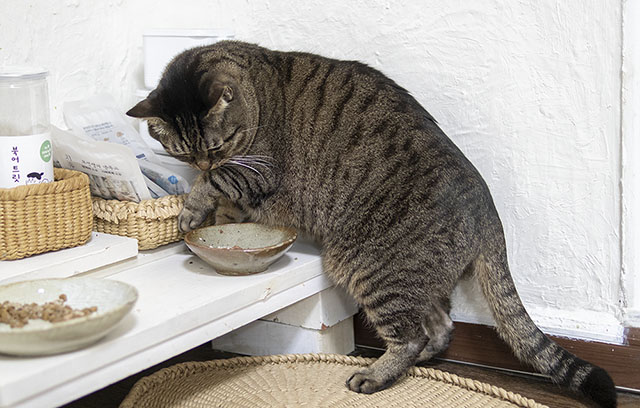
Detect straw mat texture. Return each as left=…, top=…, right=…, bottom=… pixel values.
left=0, top=168, right=92, bottom=260
left=120, top=354, right=548, bottom=408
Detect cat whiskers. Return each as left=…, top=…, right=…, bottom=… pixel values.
left=225, top=159, right=265, bottom=181
left=219, top=124, right=274, bottom=180
left=231, top=155, right=275, bottom=168
left=225, top=155, right=276, bottom=182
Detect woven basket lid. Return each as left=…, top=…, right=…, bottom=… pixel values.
left=121, top=354, right=548, bottom=408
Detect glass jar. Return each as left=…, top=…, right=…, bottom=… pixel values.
left=0, top=67, right=53, bottom=188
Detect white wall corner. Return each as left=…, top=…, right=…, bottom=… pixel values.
left=623, top=308, right=640, bottom=327
left=620, top=0, right=640, bottom=324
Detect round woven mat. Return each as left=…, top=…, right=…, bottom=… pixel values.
left=120, top=354, right=548, bottom=408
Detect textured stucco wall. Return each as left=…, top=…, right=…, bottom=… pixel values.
left=621, top=0, right=640, bottom=326
left=0, top=0, right=625, bottom=340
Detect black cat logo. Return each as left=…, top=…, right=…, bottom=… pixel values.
left=27, top=172, right=44, bottom=180
left=26, top=171, right=48, bottom=185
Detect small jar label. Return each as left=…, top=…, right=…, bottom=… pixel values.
left=0, top=132, right=54, bottom=188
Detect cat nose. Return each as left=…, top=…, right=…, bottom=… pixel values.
left=196, top=160, right=211, bottom=171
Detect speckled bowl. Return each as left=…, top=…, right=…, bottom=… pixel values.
left=184, top=223, right=297, bottom=275
left=0, top=277, right=138, bottom=356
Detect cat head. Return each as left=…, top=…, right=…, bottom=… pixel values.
left=127, top=56, right=256, bottom=171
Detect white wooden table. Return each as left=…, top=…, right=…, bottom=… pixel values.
left=0, top=234, right=331, bottom=408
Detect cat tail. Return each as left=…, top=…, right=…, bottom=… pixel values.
left=473, top=246, right=617, bottom=408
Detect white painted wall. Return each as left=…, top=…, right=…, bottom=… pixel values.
left=1, top=0, right=634, bottom=341
left=621, top=0, right=640, bottom=327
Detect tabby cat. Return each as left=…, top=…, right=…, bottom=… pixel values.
left=127, top=41, right=616, bottom=407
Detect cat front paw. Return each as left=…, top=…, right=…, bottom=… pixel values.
left=346, top=368, right=389, bottom=394
left=178, top=206, right=208, bottom=233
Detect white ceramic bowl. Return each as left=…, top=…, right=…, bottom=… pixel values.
left=0, top=277, right=138, bottom=356
left=184, top=223, right=297, bottom=275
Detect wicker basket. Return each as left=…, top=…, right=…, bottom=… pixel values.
left=92, top=194, right=187, bottom=250
left=0, top=168, right=93, bottom=261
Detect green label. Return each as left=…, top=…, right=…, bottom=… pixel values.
left=40, top=140, right=52, bottom=162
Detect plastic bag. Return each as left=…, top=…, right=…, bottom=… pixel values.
left=63, top=94, right=192, bottom=196
left=143, top=174, right=169, bottom=199
left=51, top=126, right=151, bottom=202
left=63, top=94, right=161, bottom=164
left=138, top=159, right=190, bottom=195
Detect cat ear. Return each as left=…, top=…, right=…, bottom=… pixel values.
left=126, top=98, right=159, bottom=118
left=205, top=82, right=234, bottom=117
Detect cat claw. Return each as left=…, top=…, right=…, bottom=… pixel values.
left=178, top=207, right=207, bottom=233
left=346, top=370, right=387, bottom=394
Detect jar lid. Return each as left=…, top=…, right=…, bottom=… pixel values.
left=0, top=67, right=49, bottom=81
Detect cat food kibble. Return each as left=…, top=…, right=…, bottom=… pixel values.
left=0, top=294, right=98, bottom=328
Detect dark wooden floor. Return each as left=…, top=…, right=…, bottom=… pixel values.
left=63, top=343, right=640, bottom=408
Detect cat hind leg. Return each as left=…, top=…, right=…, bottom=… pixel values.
left=346, top=308, right=428, bottom=394
left=416, top=304, right=454, bottom=364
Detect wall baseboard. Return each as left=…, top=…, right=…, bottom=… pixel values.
left=353, top=312, right=640, bottom=389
